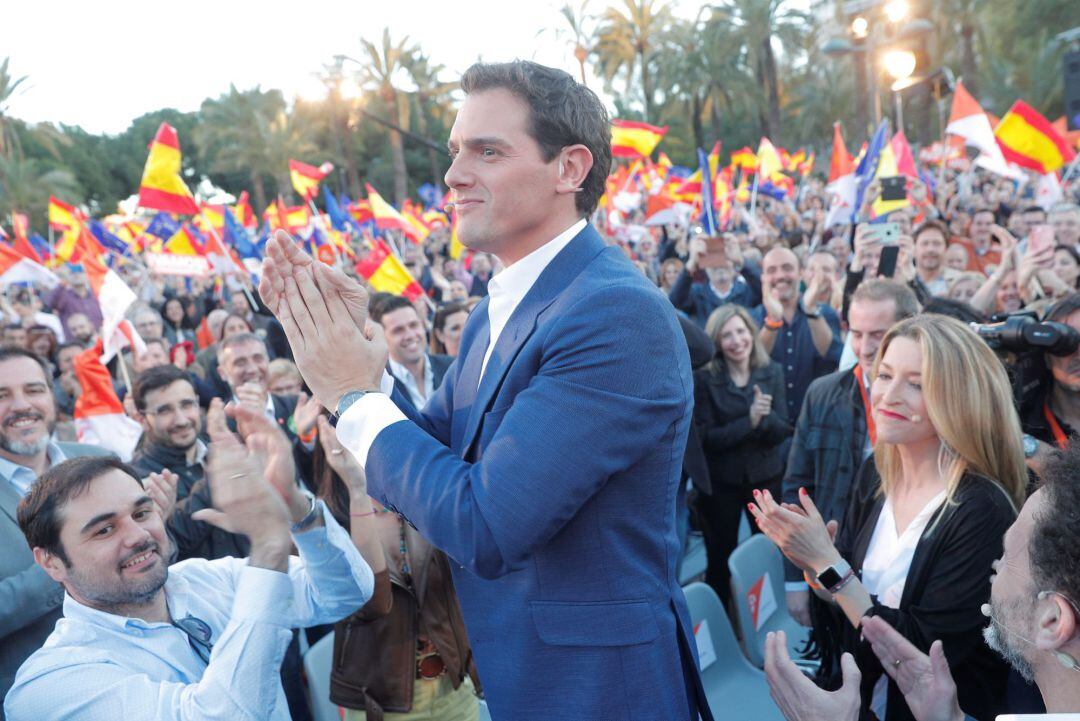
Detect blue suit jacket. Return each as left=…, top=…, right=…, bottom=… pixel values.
left=366, top=225, right=713, bottom=721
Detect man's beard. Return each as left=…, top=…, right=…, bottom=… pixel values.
left=0, top=412, right=55, bottom=456
left=983, top=599, right=1037, bottom=683
left=67, top=541, right=169, bottom=614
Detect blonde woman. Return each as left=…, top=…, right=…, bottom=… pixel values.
left=693, top=304, right=791, bottom=605
left=750, top=314, right=1024, bottom=721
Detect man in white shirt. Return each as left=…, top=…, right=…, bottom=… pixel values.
left=4, top=400, right=373, bottom=721
left=372, top=295, right=454, bottom=413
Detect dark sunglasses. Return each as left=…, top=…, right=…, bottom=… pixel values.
left=173, top=615, right=214, bottom=665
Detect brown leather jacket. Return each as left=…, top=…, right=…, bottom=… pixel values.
left=329, top=523, right=480, bottom=719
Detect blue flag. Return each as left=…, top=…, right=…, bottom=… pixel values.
left=852, top=119, right=890, bottom=223
left=29, top=233, right=51, bottom=260
left=322, top=186, right=360, bottom=233
left=145, top=212, right=181, bottom=241
left=697, top=147, right=718, bottom=235
left=224, top=207, right=261, bottom=260
left=417, top=183, right=440, bottom=209
left=88, top=220, right=130, bottom=257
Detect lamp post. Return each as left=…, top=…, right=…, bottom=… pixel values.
left=883, top=49, right=917, bottom=132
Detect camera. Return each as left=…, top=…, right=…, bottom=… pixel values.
left=974, top=312, right=1080, bottom=356
left=972, top=312, right=1080, bottom=413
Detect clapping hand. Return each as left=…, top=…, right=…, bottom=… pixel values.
left=749, top=488, right=841, bottom=574
left=293, top=391, right=322, bottom=438
left=761, top=276, right=785, bottom=323
left=143, top=469, right=179, bottom=519
left=862, top=616, right=965, bottom=721
left=317, top=416, right=367, bottom=499
left=765, top=630, right=861, bottom=721
left=259, top=230, right=387, bottom=413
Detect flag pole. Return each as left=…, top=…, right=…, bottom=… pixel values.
left=749, top=170, right=761, bottom=218
left=1061, top=153, right=1080, bottom=186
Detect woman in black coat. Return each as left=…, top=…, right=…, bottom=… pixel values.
left=693, top=303, right=792, bottom=605
left=751, top=315, right=1027, bottom=721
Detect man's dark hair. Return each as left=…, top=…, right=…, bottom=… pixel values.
left=913, top=219, right=949, bottom=242
left=17, top=456, right=141, bottom=565
left=132, top=364, right=194, bottom=412
left=368, top=292, right=397, bottom=320
left=371, top=295, right=416, bottom=325
left=1029, top=443, right=1080, bottom=607
left=216, top=331, right=266, bottom=360
left=1023, top=206, right=1048, bottom=218
left=460, top=60, right=611, bottom=216
left=0, top=345, right=51, bottom=379
left=922, top=297, right=987, bottom=324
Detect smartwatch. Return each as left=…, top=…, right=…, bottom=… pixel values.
left=816, top=559, right=853, bottom=594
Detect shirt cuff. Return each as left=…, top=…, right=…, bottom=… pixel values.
left=379, top=369, right=396, bottom=396
left=785, top=581, right=810, bottom=593
left=232, top=565, right=293, bottom=626
left=336, top=392, right=407, bottom=467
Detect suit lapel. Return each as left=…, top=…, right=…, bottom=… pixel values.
left=457, top=225, right=607, bottom=456
left=0, top=478, right=22, bottom=525
left=451, top=308, right=490, bottom=454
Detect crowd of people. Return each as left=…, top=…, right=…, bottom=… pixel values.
left=2, top=57, right=1080, bottom=721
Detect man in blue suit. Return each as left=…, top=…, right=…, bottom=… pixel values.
left=260, top=60, right=713, bottom=721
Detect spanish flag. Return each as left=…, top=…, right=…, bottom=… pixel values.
left=730, top=147, right=758, bottom=172
left=289, top=159, right=334, bottom=201
left=756, top=137, right=784, bottom=180
left=610, top=119, right=668, bottom=158
left=355, top=239, right=424, bottom=301
left=233, top=191, right=257, bottom=229
left=164, top=225, right=206, bottom=256
left=994, top=100, right=1076, bottom=174
left=137, top=123, right=199, bottom=215
left=367, top=185, right=424, bottom=243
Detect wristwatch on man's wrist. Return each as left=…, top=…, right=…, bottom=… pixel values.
left=335, top=389, right=374, bottom=418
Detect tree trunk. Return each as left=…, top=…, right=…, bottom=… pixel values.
left=755, top=54, right=770, bottom=139
left=415, top=103, right=443, bottom=195
left=710, top=98, right=723, bottom=142
left=691, top=93, right=704, bottom=151
left=390, top=91, right=408, bottom=205
left=763, top=37, right=782, bottom=144
left=639, top=49, right=655, bottom=122
left=250, top=173, right=267, bottom=217
left=960, top=23, right=978, bottom=99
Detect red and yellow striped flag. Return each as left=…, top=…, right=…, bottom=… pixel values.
left=354, top=239, right=424, bottom=301
left=163, top=225, right=205, bottom=256
left=137, top=123, right=199, bottom=215
left=994, top=100, right=1076, bottom=174
left=610, top=119, right=668, bottom=158
left=288, top=159, right=334, bottom=201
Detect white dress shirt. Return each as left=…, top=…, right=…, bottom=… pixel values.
left=337, top=218, right=587, bottom=467
left=4, top=501, right=373, bottom=721
left=388, top=355, right=435, bottom=411
left=863, top=489, right=947, bottom=719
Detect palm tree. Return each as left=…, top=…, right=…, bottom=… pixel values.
left=0, top=58, right=28, bottom=159
left=196, top=85, right=290, bottom=211
left=0, top=155, right=79, bottom=224
left=357, top=28, right=419, bottom=205
left=593, top=0, right=673, bottom=122
left=404, top=53, right=459, bottom=195
left=717, top=0, right=809, bottom=144
left=543, top=1, right=596, bottom=85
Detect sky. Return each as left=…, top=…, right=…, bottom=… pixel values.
left=1, top=0, right=616, bottom=135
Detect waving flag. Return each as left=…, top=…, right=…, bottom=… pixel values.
left=366, top=185, right=424, bottom=243
left=137, top=122, right=199, bottom=215
left=224, top=207, right=261, bottom=260
left=9, top=212, right=43, bottom=264
left=696, top=147, right=719, bottom=234
left=289, top=159, right=334, bottom=201
left=610, top=119, right=668, bottom=158
left=73, top=339, right=144, bottom=460
left=233, top=191, right=257, bottom=229
left=870, top=140, right=910, bottom=217
left=322, top=186, right=359, bottom=233
left=0, top=243, right=58, bottom=287
left=164, top=225, right=206, bottom=256
left=730, top=147, right=758, bottom=172
left=756, top=138, right=784, bottom=180
left=144, top=212, right=182, bottom=242
left=994, top=100, right=1076, bottom=174
left=265, top=201, right=312, bottom=233
left=88, top=220, right=131, bottom=257
left=824, top=123, right=857, bottom=228
left=355, top=239, right=424, bottom=301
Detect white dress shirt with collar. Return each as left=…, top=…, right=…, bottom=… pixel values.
left=338, top=218, right=588, bottom=467
left=388, top=355, right=435, bottom=411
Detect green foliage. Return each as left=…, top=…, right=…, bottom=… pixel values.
left=0, top=1, right=1071, bottom=226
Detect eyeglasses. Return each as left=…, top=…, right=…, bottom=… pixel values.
left=173, top=615, right=214, bottom=665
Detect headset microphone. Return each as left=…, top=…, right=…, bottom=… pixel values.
left=443, top=203, right=455, bottom=212
left=911, top=414, right=923, bottom=423
left=982, top=601, right=1080, bottom=671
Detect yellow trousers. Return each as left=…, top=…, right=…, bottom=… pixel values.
left=343, top=676, right=478, bottom=721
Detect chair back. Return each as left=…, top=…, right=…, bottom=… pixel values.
left=303, top=631, right=340, bottom=721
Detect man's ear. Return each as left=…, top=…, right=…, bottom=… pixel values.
left=556, top=145, right=593, bottom=196
left=33, top=546, right=68, bottom=584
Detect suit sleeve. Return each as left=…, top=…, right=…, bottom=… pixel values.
left=342, top=284, right=688, bottom=580
left=0, top=564, right=62, bottom=638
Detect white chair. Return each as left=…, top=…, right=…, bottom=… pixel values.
left=303, top=630, right=342, bottom=721
left=682, top=582, right=786, bottom=720
left=727, top=534, right=817, bottom=671
left=678, top=530, right=708, bottom=586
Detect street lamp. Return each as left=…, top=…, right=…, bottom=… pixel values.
left=851, top=16, right=869, bottom=39
left=883, top=49, right=917, bottom=131
left=883, top=0, right=909, bottom=24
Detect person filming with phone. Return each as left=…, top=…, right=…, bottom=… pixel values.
left=669, top=234, right=761, bottom=327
